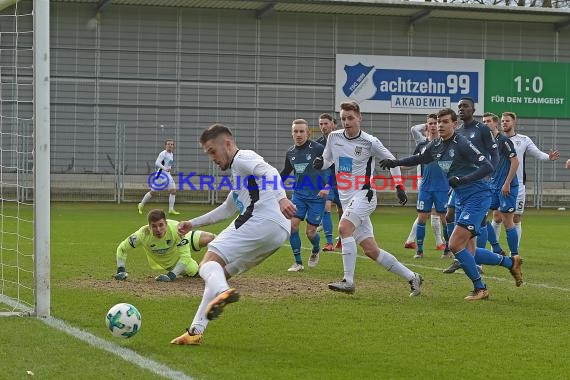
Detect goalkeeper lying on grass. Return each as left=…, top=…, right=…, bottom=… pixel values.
left=114, top=209, right=215, bottom=282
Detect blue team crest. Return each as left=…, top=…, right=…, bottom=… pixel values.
left=342, top=63, right=375, bottom=97
left=354, top=146, right=362, bottom=156
left=449, top=149, right=455, bottom=158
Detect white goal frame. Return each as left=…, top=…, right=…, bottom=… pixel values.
left=0, top=0, right=50, bottom=317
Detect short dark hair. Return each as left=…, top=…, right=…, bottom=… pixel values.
left=319, top=113, right=334, bottom=122
left=459, top=96, right=475, bottom=107
left=483, top=112, right=499, bottom=123
left=427, top=113, right=437, bottom=120
left=340, top=101, right=360, bottom=114
left=148, top=209, right=166, bottom=224
left=199, top=124, right=233, bottom=145
left=437, top=108, right=458, bottom=122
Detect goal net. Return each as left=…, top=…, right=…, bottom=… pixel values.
left=0, top=0, right=50, bottom=317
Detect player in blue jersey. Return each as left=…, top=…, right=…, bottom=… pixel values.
left=315, top=113, right=343, bottom=252
left=381, top=108, right=522, bottom=301
left=409, top=116, right=449, bottom=259
left=482, top=112, right=520, bottom=257
left=443, top=97, right=498, bottom=274
left=281, top=119, right=328, bottom=271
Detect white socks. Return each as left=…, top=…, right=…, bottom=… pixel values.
left=341, top=236, right=357, bottom=285
left=377, top=249, right=414, bottom=281
left=406, top=217, right=419, bottom=243
left=169, top=194, right=176, bottom=211
left=140, top=192, right=152, bottom=206
left=190, top=261, right=228, bottom=334
left=514, top=222, right=522, bottom=247
left=431, top=215, right=443, bottom=245
left=491, top=220, right=502, bottom=240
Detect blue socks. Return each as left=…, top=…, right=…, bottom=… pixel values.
left=455, top=248, right=485, bottom=289
left=290, top=230, right=302, bottom=264
left=310, top=232, right=320, bottom=253
left=506, top=227, right=519, bottom=255
left=477, top=223, right=488, bottom=248
left=416, top=222, right=426, bottom=253
left=322, top=211, right=333, bottom=245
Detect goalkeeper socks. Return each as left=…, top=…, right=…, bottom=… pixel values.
left=310, top=232, right=320, bottom=253
left=431, top=215, right=443, bottom=245
left=416, top=222, right=426, bottom=253
left=474, top=247, right=502, bottom=266
left=169, top=194, right=176, bottom=211
left=491, top=219, right=502, bottom=240
left=340, top=236, right=357, bottom=284
left=477, top=222, right=488, bottom=248
left=290, top=230, right=302, bottom=264
left=455, top=248, right=485, bottom=289
left=406, top=217, right=418, bottom=243
left=141, top=192, right=152, bottom=206
left=506, top=227, right=519, bottom=255
left=377, top=249, right=414, bottom=280
left=322, top=211, right=334, bottom=244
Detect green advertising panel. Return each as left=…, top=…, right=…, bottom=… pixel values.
left=485, top=60, right=570, bottom=118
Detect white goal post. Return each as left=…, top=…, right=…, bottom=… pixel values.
left=0, top=0, right=50, bottom=317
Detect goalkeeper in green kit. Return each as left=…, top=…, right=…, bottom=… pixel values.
left=114, top=209, right=215, bottom=282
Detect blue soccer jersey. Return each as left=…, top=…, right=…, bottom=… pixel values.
left=456, top=119, right=498, bottom=169
left=490, top=134, right=519, bottom=191
left=280, top=139, right=329, bottom=199
left=413, top=140, right=449, bottom=192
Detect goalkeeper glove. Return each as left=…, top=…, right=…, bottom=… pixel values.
left=396, top=185, right=408, bottom=206
left=155, top=271, right=177, bottom=282
left=379, top=159, right=398, bottom=170
left=448, top=176, right=461, bottom=188
left=114, top=267, right=128, bottom=281
left=312, top=156, right=324, bottom=170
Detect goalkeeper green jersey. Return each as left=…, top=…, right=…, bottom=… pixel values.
left=117, top=219, right=199, bottom=271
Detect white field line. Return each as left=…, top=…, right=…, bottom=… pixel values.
left=0, top=296, right=193, bottom=380
left=289, top=244, right=570, bottom=292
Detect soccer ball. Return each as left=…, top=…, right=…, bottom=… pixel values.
left=105, top=303, right=141, bottom=339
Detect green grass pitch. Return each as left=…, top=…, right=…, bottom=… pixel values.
left=1, top=203, right=569, bottom=379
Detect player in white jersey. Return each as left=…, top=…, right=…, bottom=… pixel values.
left=313, top=101, right=422, bottom=296
left=171, top=124, right=296, bottom=346
left=491, top=112, right=560, bottom=245
left=403, top=114, right=447, bottom=254
left=138, top=139, right=180, bottom=215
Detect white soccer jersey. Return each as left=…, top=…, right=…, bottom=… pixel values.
left=191, top=150, right=290, bottom=232
left=156, top=150, right=174, bottom=170
left=322, top=129, right=402, bottom=205
left=509, top=133, right=549, bottom=185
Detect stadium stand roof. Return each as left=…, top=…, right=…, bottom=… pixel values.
left=58, top=0, right=570, bottom=31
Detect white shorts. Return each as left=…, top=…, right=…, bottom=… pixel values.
left=154, top=172, right=176, bottom=191
left=208, top=218, right=289, bottom=276
left=341, top=190, right=375, bottom=244
left=515, top=185, right=526, bottom=215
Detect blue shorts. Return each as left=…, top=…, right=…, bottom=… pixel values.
left=292, top=192, right=326, bottom=226
left=326, top=187, right=342, bottom=208
left=447, top=189, right=456, bottom=209
left=490, top=186, right=518, bottom=213
left=417, top=190, right=448, bottom=213
left=454, top=192, right=491, bottom=236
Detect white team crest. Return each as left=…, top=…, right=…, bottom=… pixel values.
left=354, top=146, right=362, bottom=156
left=470, top=132, right=475, bottom=139
left=449, top=149, right=455, bottom=158
left=306, top=154, right=312, bottom=160
left=463, top=213, right=470, bottom=220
